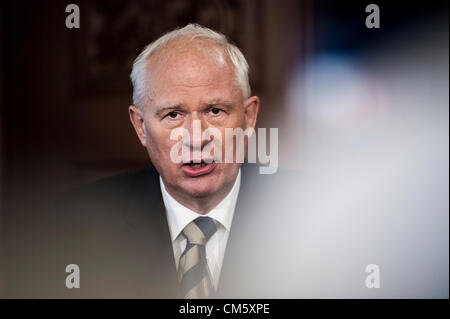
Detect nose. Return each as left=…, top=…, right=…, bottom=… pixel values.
left=182, top=113, right=213, bottom=160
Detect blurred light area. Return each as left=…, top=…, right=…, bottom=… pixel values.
left=246, top=17, right=449, bottom=297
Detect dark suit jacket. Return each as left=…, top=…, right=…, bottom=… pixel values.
left=7, top=161, right=443, bottom=298
left=37, top=164, right=298, bottom=298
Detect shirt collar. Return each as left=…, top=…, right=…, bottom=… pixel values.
left=160, top=169, right=241, bottom=242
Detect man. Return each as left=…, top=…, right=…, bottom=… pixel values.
left=38, top=23, right=294, bottom=299
left=127, top=23, right=259, bottom=298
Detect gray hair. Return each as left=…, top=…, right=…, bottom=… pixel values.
left=130, top=23, right=251, bottom=109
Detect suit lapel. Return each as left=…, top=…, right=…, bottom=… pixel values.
left=121, top=167, right=182, bottom=298
left=215, top=163, right=261, bottom=298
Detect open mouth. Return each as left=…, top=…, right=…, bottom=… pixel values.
left=186, top=162, right=209, bottom=168
left=182, top=160, right=217, bottom=177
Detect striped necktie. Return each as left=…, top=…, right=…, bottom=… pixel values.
left=178, top=216, right=218, bottom=298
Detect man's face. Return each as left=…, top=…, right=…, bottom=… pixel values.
left=129, top=39, right=259, bottom=202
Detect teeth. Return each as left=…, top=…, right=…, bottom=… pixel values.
left=189, top=162, right=207, bottom=168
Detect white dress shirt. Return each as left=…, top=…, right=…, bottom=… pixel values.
left=160, top=169, right=241, bottom=291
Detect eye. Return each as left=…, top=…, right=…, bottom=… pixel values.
left=209, top=108, right=223, bottom=115
left=166, top=111, right=180, bottom=119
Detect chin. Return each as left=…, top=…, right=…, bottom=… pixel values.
left=181, top=179, right=220, bottom=198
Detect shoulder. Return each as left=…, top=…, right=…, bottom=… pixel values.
left=240, top=162, right=307, bottom=192
left=50, top=166, right=161, bottom=224
left=56, top=166, right=158, bottom=205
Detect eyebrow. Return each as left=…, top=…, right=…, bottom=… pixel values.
left=204, top=99, right=234, bottom=110
left=154, top=104, right=183, bottom=117
left=154, top=99, right=234, bottom=116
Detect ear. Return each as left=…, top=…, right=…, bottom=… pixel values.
left=243, top=96, right=260, bottom=129
left=129, top=105, right=147, bottom=147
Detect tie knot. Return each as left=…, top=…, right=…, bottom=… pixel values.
left=182, top=217, right=218, bottom=245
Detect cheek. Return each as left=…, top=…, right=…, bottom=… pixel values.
left=227, top=111, right=246, bottom=129
left=146, top=126, right=174, bottom=157
left=238, top=113, right=247, bottom=128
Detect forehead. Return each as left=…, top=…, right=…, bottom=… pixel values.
left=143, top=38, right=240, bottom=103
